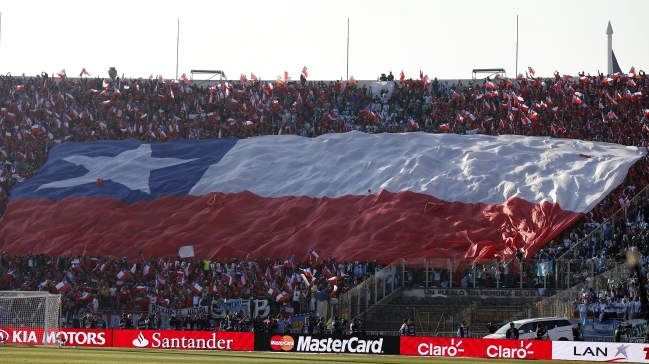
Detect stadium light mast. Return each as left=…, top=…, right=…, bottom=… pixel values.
left=515, top=15, right=518, bottom=77
left=606, top=21, right=613, bottom=75
left=346, top=18, right=349, bottom=80
left=176, top=18, right=180, bottom=80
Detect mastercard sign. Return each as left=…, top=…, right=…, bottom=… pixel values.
left=255, top=333, right=400, bottom=355
left=270, top=335, right=295, bottom=351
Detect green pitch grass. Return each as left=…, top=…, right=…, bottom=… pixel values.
left=0, top=346, right=569, bottom=364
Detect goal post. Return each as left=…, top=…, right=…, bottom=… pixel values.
left=0, top=291, right=62, bottom=347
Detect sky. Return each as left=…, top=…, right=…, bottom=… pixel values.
left=0, top=0, right=647, bottom=81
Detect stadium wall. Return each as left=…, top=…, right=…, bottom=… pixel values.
left=1, top=327, right=648, bottom=362
left=35, top=76, right=540, bottom=89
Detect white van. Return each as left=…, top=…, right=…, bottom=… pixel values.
left=484, top=317, right=573, bottom=341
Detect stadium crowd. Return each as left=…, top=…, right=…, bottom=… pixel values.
left=0, top=249, right=384, bottom=319
left=1, top=67, right=649, bottom=307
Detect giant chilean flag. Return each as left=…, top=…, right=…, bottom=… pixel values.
left=0, top=132, right=644, bottom=263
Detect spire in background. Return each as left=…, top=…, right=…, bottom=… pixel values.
left=606, top=21, right=613, bottom=36
left=606, top=21, right=614, bottom=75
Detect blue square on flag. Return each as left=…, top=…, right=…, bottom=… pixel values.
left=10, top=138, right=238, bottom=203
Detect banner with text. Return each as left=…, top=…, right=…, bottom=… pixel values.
left=0, top=327, right=112, bottom=347
left=402, top=288, right=547, bottom=299
left=400, top=337, right=552, bottom=360
left=552, top=341, right=649, bottom=362
left=255, top=333, right=400, bottom=355
left=148, top=298, right=271, bottom=328
left=113, top=330, right=254, bottom=351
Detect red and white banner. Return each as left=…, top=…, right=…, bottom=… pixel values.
left=401, top=337, right=552, bottom=360
left=57, top=328, right=112, bottom=347
left=0, top=327, right=112, bottom=347
left=112, top=330, right=253, bottom=351
left=552, top=341, right=649, bottom=362
left=7, top=327, right=649, bottom=361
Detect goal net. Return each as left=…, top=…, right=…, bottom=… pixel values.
left=0, top=291, right=62, bottom=347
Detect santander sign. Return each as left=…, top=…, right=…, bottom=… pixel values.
left=112, top=330, right=253, bottom=351
left=132, top=332, right=150, bottom=348
left=128, top=331, right=233, bottom=349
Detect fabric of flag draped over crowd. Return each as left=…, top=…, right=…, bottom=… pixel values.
left=0, top=66, right=648, bottom=266
left=0, top=131, right=644, bottom=264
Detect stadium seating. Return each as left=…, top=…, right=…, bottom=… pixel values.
left=0, top=70, right=648, bottom=315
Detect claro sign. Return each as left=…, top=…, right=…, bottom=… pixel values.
left=401, top=337, right=552, bottom=360
left=256, top=333, right=400, bottom=355
left=112, top=330, right=253, bottom=351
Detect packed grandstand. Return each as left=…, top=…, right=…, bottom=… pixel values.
left=0, top=68, right=648, bottom=324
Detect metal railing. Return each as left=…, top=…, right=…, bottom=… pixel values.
left=556, top=184, right=649, bottom=262
left=531, top=263, right=630, bottom=319
left=333, top=260, right=402, bottom=322
left=376, top=257, right=627, bottom=292
left=334, top=257, right=643, bottom=339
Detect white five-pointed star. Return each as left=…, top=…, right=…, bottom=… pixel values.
left=615, top=344, right=629, bottom=357
left=37, top=144, right=197, bottom=194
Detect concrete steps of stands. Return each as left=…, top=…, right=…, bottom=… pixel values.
left=362, top=291, right=536, bottom=334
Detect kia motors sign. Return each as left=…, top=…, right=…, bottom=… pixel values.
left=112, top=330, right=253, bottom=351
left=56, top=328, right=113, bottom=347
left=255, top=333, right=400, bottom=355
left=0, top=327, right=112, bottom=347
left=401, top=337, right=552, bottom=360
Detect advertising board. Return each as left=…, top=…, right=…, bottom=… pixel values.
left=552, top=341, right=649, bottom=362
left=0, top=327, right=112, bottom=347
left=400, top=337, right=552, bottom=360
left=255, top=333, right=400, bottom=355
left=112, top=330, right=253, bottom=351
